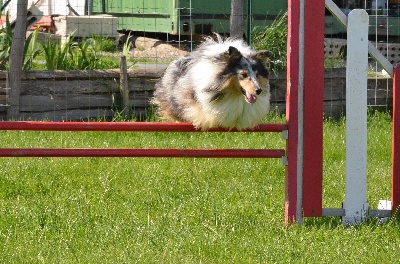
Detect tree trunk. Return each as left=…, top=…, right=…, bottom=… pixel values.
left=8, top=0, right=28, bottom=120
left=230, top=0, right=244, bottom=38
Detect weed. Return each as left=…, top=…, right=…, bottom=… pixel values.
left=122, top=32, right=133, bottom=57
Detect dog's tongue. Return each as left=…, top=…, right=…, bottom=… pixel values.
left=245, top=92, right=257, bottom=104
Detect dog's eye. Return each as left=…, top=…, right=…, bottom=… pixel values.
left=239, top=72, right=249, bottom=79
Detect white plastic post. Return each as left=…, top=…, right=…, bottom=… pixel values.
left=343, top=9, right=369, bottom=225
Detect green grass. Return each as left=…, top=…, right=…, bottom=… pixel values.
left=252, top=12, right=288, bottom=73
left=1, top=112, right=400, bottom=263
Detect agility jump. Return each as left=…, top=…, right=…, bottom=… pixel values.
left=286, top=0, right=400, bottom=225
left=1, top=0, right=400, bottom=226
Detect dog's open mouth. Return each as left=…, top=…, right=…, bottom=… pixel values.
left=241, top=87, right=257, bottom=104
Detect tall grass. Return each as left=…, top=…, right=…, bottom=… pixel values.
left=0, top=14, right=13, bottom=70
left=252, top=12, right=288, bottom=72
left=0, top=14, right=41, bottom=71
left=40, top=34, right=120, bottom=70
left=0, top=113, right=399, bottom=263
left=89, top=35, right=117, bottom=53
left=40, top=34, right=73, bottom=70
left=1, top=21, right=121, bottom=71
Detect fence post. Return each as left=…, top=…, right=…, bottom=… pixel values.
left=342, top=9, right=369, bottom=225
left=8, top=0, right=28, bottom=120
left=230, top=0, right=244, bottom=38
left=246, top=0, right=252, bottom=45
left=120, top=55, right=130, bottom=118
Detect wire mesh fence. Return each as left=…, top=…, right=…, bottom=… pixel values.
left=0, top=0, right=398, bottom=121
left=325, top=0, right=400, bottom=115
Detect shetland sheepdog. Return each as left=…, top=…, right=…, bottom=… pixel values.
left=152, top=35, right=272, bottom=130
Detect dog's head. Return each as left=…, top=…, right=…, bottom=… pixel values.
left=223, top=46, right=272, bottom=104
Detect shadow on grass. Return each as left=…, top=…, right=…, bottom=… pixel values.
left=302, top=213, right=400, bottom=230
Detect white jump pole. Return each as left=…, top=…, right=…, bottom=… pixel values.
left=342, top=9, right=369, bottom=225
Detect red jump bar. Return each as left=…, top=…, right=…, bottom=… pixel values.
left=0, top=148, right=286, bottom=158
left=0, top=122, right=287, bottom=132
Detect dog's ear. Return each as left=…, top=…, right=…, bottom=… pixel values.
left=255, top=50, right=273, bottom=63
left=225, top=46, right=242, bottom=63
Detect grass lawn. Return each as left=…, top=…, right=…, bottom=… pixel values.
left=0, top=112, right=399, bottom=263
